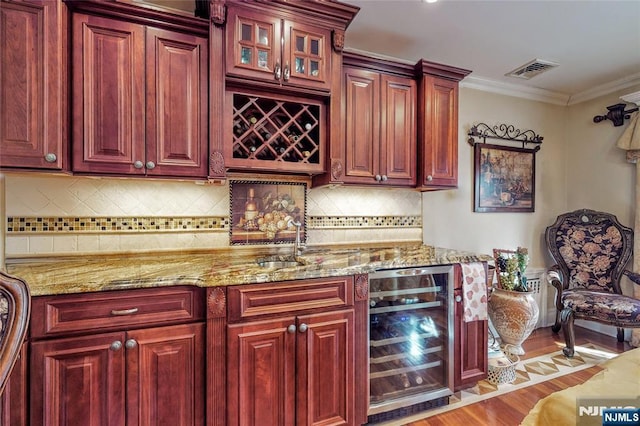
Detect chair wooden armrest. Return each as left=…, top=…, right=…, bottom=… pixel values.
left=0, top=271, right=31, bottom=395
left=546, top=265, right=565, bottom=310
left=623, top=270, right=640, bottom=285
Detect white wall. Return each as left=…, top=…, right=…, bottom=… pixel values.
left=422, top=88, right=568, bottom=269
left=565, top=85, right=640, bottom=226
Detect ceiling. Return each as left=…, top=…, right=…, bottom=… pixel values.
left=343, top=0, right=640, bottom=105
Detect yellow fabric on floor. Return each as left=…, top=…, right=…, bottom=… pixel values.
left=520, top=347, right=640, bottom=426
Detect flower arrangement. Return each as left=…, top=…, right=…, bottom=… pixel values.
left=494, top=247, right=530, bottom=292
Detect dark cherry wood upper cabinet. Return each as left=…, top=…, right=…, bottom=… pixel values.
left=208, top=0, right=358, bottom=180
left=224, top=1, right=358, bottom=93
left=145, top=27, right=208, bottom=178
left=71, top=14, right=146, bottom=175
left=0, top=0, right=66, bottom=170
left=69, top=2, right=208, bottom=178
left=314, top=52, right=416, bottom=188
left=416, top=60, right=471, bottom=190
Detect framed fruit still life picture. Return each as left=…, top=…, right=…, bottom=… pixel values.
left=230, top=180, right=307, bottom=245
left=474, top=143, right=535, bottom=213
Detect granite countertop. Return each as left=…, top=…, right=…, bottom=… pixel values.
left=5, top=244, right=492, bottom=296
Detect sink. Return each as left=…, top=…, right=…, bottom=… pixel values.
left=256, top=256, right=305, bottom=269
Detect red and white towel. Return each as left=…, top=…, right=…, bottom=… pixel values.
left=461, top=262, right=488, bottom=322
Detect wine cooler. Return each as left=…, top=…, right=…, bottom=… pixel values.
left=367, top=265, right=454, bottom=422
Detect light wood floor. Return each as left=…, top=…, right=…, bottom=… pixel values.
left=405, top=326, right=634, bottom=426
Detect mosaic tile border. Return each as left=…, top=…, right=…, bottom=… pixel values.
left=307, top=216, right=422, bottom=229
left=6, top=215, right=422, bottom=234
left=6, top=217, right=229, bottom=233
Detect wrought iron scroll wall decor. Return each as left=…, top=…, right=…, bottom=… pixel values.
left=467, top=123, right=543, bottom=151
left=593, top=103, right=639, bottom=127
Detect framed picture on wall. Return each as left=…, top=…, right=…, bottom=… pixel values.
left=473, top=143, right=535, bottom=213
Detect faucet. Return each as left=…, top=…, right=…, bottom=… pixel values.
left=287, top=219, right=305, bottom=257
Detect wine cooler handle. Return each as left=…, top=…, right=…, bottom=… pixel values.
left=298, top=323, right=308, bottom=333
left=287, top=324, right=296, bottom=334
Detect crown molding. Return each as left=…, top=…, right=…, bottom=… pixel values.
left=568, top=72, right=640, bottom=106
left=621, top=91, right=640, bottom=106
left=460, top=76, right=570, bottom=106
left=460, top=73, right=640, bottom=107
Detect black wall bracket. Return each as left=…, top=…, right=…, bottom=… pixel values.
left=593, top=103, right=639, bottom=127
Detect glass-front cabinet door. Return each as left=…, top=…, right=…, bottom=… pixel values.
left=282, top=21, right=330, bottom=90
left=226, top=8, right=282, bottom=82
left=225, top=5, right=331, bottom=91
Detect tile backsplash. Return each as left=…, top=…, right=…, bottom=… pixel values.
left=2, top=174, right=423, bottom=257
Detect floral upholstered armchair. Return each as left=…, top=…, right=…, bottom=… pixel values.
left=545, top=209, right=640, bottom=357
left=0, top=270, right=30, bottom=394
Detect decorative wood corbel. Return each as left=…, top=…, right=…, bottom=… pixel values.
left=210, top=2, right=226, bottom=26
left=332, top=29, right=345, bottom=52
left=209, top=151, right=226, bottom=177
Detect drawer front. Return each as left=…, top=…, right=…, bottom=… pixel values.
left=31, top=286, right=204, bottom=338
left=227, top=276, right=354, bottom=322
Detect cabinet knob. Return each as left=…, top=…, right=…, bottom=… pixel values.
left=375, top=174, right=382, bottom=182
left=110, top=341, right=123, bottom=351
left=381, top=175, right=388, bottom=182
left=274, top=60, right=282, bottom=80
left=125, top=339, right=137, bottom=349
left=283, top=61, right=290, bottom=81
left=145, top=161, right=156, bottom=170
left=455, top=295, right=462, bottom=303
left=287, top=324, right=296, bottom=334
left=426, top=175, right=433, bottom=182
left=44, top=153, right=57, bottom=163
left=298, top=323, right=308, bottom=333
left=134, top=160, right=144, bottom=169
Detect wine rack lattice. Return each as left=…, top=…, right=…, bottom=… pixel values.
left=232, top=94, right=321, bottom=165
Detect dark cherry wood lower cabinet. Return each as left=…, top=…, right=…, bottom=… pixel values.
left=28, top=286, right=206, bottom=426
left=226, top=276, right=367, bottom=426
left=453, top=265, right=488, bottom=391
left=0, top=343, right=28, bottom=426
left=30, top=323, right=204, bottom=426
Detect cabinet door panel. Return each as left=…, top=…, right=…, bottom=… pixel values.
left=296, top=309, right=355, bottom=426
left=344, top=68, right=379, bottom=182
left=0, top=343, right=28, bottom=426
left=126, top=323, right=205, bottom=426
left=422, top=76, right=458, bottom=188
left=453, top=283, right=488, bottom=391
left=283, top=20, right=331, bottom=91
left=227, top=318, right=296, bottom=426
left=72, top=14, right=145, bottom=174
left=0, top=0, right=64, bottom=169
left=225, top=8, right=282, bottom=83
left=30, top=332, right=126, bottom=426
left=381, top=75, right=416, bottom=185
left=145, top=28, right=208, bottom=177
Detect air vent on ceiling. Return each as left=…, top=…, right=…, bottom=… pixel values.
left=505, top=59, right=559, bottom=80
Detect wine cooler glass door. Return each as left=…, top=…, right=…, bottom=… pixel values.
left=368, top=265, right=454, bottom=416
